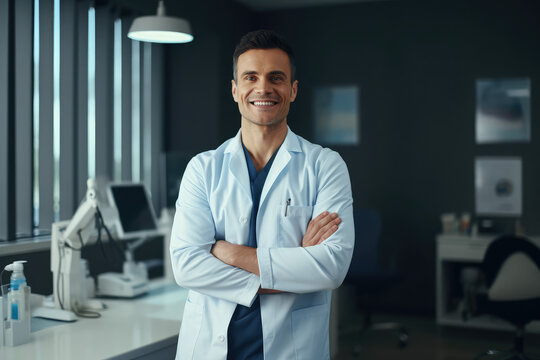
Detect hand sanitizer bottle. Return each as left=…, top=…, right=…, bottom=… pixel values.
left=6, top=261, right=27, bottom=321
left=4, top=260, right=31, bottom=346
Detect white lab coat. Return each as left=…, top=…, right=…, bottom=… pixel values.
left=170, top=127, right=354, bottom=360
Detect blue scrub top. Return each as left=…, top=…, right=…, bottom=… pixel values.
left=226, top=143, right=279, bottom=360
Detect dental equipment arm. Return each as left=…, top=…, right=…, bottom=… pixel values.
left=61, top=179, right=98, bottom=245
left=41, top=179, right=104, bottom=321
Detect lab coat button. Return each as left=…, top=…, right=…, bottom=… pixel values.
left=239, top=216, right=247, bottom=224
left=218, top=335, right=225, bottom=343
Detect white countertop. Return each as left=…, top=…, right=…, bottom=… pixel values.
left=0, top=280, right=187, bottom=360
left=0, top=236, right=52, bottom=256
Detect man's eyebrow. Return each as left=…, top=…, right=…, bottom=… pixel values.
left=269, top=70, right=287, bottom=78
left=240, top=70, right=288, bottom=78
left=240, top=71, right=258, bottom=77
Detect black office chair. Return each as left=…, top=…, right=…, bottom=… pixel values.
left=475, top=235, right=540, bottom=360
left=343, top=209, right=408, bottom=354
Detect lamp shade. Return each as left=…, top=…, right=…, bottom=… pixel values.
left=128, top=1, right=193, bottom=44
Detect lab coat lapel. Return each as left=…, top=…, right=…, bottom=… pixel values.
left=259, top=127, right=302, bottom=209
left=225, top=130, right=251, bottom=199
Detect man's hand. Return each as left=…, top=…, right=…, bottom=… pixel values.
left=211, top=242, right=283, bottom=294
left=211, top=240, right=260, bottom=276
left=302, top=211, right=341, bottom=247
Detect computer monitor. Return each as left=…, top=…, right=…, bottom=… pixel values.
left=107, top=183, right=159, bottom=239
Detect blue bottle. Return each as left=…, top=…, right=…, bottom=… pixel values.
left=6, top=260, right=28, bottom=321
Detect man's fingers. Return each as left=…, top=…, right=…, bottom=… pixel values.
left=302, top=212, right=342, bottom=247
left=314, top=216, right=341, bottom=243
left=313, top=211, right=330, bottom=222
left=322, top=216, right=341, bottom=233
left=307, top=214, right=341, bottom=245
left=310, top=212, right=335, bottom=232
left=320, top=224, right=339, bottom=243
left=306, top=211, right=329, bottom=236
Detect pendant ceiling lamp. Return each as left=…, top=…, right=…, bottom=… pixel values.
left=128, top=0, right=194, bottom=44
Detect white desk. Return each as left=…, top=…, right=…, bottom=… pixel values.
left=0, top=281, right=187, bottom=360
left=436, top=233, right=540, bottom=332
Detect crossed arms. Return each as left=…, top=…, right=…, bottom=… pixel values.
left=211, top=211, right=342, bottom=294
left=170, top=151, right=354, bottom=306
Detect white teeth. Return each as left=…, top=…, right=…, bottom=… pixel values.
left=253, top=101, right=275, bottom=106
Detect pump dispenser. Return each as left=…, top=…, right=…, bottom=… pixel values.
left=6, top=261, right=27, bottom=321
left=3, top=260, right=31, bottom=346
left=6, top=260, right=27, bottom=288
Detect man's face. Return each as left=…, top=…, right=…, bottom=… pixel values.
left=232, top=48, right=298, bottom=128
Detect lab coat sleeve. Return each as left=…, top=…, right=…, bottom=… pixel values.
left=170, top=157, right=260, bottom=307
left=257, top=150, right=355, bottom=293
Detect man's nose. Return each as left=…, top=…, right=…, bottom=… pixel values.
left=255, top=78, right=271, bottom=93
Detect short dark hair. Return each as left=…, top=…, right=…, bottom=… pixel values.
left=232, top=29, right=296, bottom=83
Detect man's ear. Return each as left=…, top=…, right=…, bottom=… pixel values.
left=290, top=80, right=298, bottom=103
left=232, top=80, right=238, bottom=103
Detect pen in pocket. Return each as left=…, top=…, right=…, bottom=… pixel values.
left=284, top=198, right=291, bottom=217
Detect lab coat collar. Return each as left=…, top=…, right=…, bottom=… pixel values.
left=259, top=127, right=301, bottom=208
left=225, top=130, right=251, bottom=199
left=225, top=125, right=302, bottom=204
left=224, top=125, right=301, bottom=155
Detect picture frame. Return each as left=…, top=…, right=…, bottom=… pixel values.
left=475, top=157, right=522, bottom=216
left=476, top=78, right=531, bottom=144
left=313, top=85, right=360, bottom=145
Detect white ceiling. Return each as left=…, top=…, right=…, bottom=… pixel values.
left=234, top=0, right=386, bottom=12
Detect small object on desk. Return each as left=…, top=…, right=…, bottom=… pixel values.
left=97, top=238, right=150, bottom=298
left=3, top=260, right=31, bottom=346
left=441, top=213, right=457, bottom=234
left=459, top=212, right=471, bottom=234
left=479, top=219, right=496, bottom=234
left=97, top=272, right=149, bottom=298
left=32, top=306, right=77, bottom=322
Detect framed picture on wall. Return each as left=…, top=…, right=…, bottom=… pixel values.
left=475, top=78, right=531, bottom=144
left=475, top=157, right=522, bottom=216
left=313, top=85, right=360, bottom=145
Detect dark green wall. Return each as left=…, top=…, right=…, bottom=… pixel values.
left=255, top=0, right=540, bottom=313
left=165, top=0, right=540, bottom=313
left=164, top=0, right=257, bottom=153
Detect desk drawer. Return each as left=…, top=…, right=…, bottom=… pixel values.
left=438, top=242, right=487, bottom=261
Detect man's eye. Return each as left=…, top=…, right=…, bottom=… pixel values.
left=271, top=76, right=283, bottom=81
left=245, top=76, right=256, bottom=81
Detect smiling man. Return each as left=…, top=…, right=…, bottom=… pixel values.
left=170, top=30, right=354, bottom=360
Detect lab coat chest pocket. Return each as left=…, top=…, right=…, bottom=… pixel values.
left=291, top=304, right=330, bottom=359
left=278, top=205, right=312, bottom=247
left=177, top=297, right=203, bottom=359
